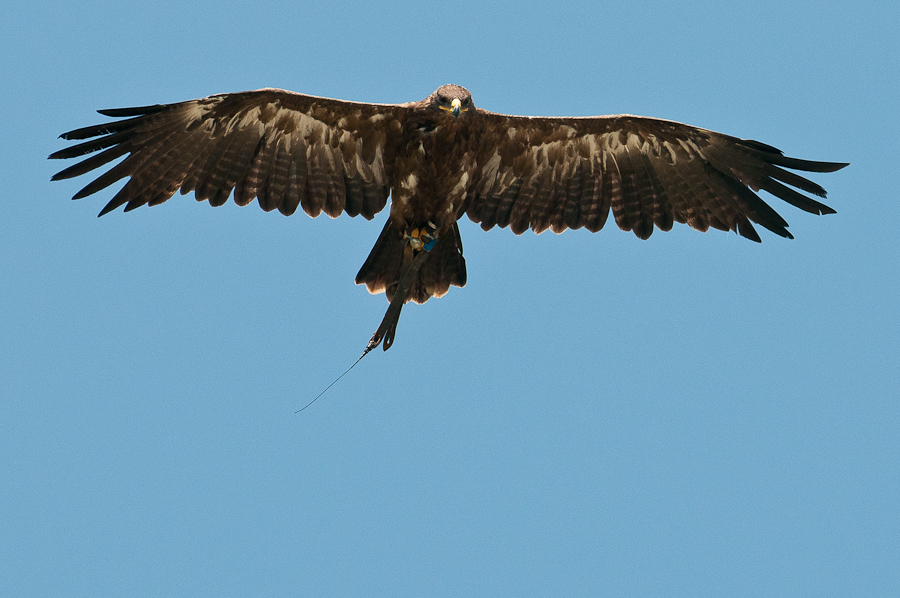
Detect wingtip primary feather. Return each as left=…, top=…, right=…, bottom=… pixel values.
left=97, top=200, right=120, bottom=217
left=96, top=104, right=168, bottom=118
left=778, top=158, right=849, bottom=173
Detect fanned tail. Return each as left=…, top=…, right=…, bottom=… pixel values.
left=355, top=220, right=467, bottom=304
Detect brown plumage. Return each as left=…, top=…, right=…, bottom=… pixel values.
left=50, top=84, right=847, bottom=350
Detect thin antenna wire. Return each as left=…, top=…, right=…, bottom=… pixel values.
left=295, top=249, right=428, bottom=413
left=295, top=345, right=374, bottom=413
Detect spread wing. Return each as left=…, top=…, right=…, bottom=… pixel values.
left=50, top=88, right=406, bottom=219
left=465, top=112, right=848, bottom=241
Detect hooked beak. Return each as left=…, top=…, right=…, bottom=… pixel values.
left=440, top=98, right=465, bottom=120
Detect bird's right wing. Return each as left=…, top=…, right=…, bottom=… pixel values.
left=50, top=88, right=408, bottom=220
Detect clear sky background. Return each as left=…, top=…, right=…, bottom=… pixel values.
left=2, top=1, right=898, bottom=596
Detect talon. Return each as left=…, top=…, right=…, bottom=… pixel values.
left=404, top=225, right=437, bottom=251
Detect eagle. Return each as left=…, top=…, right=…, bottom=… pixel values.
left=50, top=84, right=847, bottom=351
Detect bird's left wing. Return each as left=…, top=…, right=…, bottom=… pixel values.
left=51, top=88, right=407, bottom=219
left=465, top=111, right=847, bottom=241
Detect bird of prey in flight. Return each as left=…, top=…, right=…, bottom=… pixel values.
left=50, top=84, right=847, bottom=352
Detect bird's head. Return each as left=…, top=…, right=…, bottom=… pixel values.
left=430, top=84, right=473, bottom=120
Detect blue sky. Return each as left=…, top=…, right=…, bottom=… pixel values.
left=2, top=0, right=898, bottom=596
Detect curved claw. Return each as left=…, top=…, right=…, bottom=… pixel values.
left=403, top=226, right=438, bottom=252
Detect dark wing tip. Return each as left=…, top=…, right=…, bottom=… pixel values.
left=776, top=158, right=849, bottom=173
left=97, top=197, right=123, bottom=217
left=96, top=104, right=168, bottom=118
left=736, top=219, right=764, bottom=242
left=740, top=139, right=849, bottom=173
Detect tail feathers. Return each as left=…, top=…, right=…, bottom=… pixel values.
left=355, top=220, right=467, bottom=304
